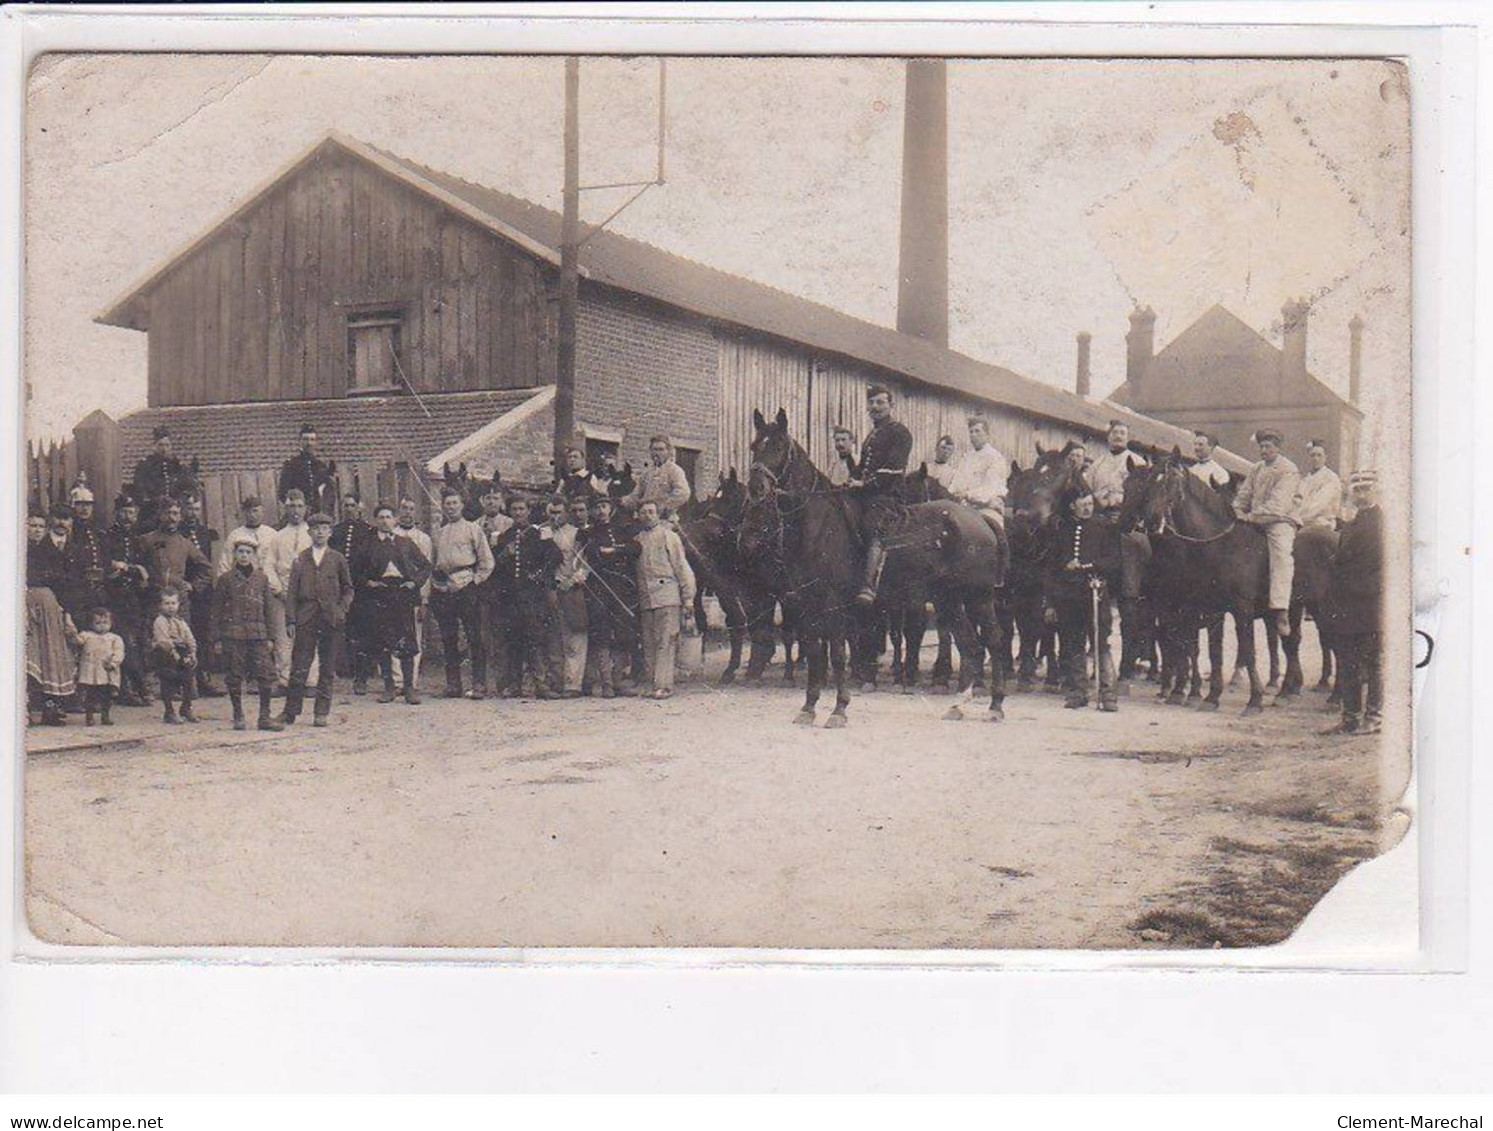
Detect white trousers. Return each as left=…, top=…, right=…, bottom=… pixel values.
left=1262, top=521, right=1296, bottom=611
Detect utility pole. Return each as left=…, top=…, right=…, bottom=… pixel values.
left=555, top=56, right=580, bottom=472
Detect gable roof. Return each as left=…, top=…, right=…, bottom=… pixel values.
left=98, top=132, right=1246, bottom=469
left=1109, top=303, right=1360, bottom=416
left=119, top=388, right=544, bottom=476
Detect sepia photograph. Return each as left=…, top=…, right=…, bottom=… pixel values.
left=18, top=51, right=1412, bottom=952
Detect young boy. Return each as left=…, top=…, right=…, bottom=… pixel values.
left=634, top=500, right=696, bottom=700
left=211, top=535, right=285, bottom=732
left=278, top=512, right=354, bottom=727
left=151, top=586, right=198, bottom=724
left=76, top=606, right=124, bottom=726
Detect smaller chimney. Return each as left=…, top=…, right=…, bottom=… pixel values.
left=1075, top=331, right=1092, bottom=397
left=1126, top=306, right=1156, bottom=393
left=1281, top=298, right=1310, bottom=387
left=1348, top=314, right=1363, bottom=405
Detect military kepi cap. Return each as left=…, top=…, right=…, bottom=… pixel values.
left=152, top=425, right=171, bottom=441
left=308, top=512, right=334, bottom=527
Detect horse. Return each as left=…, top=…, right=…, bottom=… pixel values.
left=441, top=462, right=492, bottom=520
left=678, top=468, right=801, bottom=686
left=1282, top=524, right=1341, bottom=702
left=1137, top=448, right=1297, bottom=714
left=743, top=408, right=1006, bottom=727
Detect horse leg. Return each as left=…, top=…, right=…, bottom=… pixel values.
left=717, top=594, right=743, bottom=686
left=1240, top=611, right=1265, bottom=715
left=1186, top=619, right=1203, bottom=703
left=795, top=628, right=823, bottom=725
left=826, top=620, right=851, bottom=728
left=901, top=600, right=927, bottom=693
left=888, top=608, right=905, bottom=687
left=1264, top=615, right=1281, bottom=689
left=943, top=596, right=978, bottom=721
left=996, top=602, right=1016, bottom=678
left=1201, top=616, right=1224, bottom=710
left=973, top=591, right=1005, bottom=721
left=1316, top=612, right=1335, bottom=691
left=1276, top=602, right=1304, bottom=700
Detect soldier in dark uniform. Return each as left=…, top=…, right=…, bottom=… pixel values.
left=579, top=494, right=640, bottom=697
left=133, top=426, right=190, bottom=523
left=180, top=493, right=224, bottom=697
left=350, top=501, right=431, bottom=705
left=331, top=492, right=372, bottom=687
left=490, top=496, right=562, bottom=699
left=1043, top=485, right=1121, bottom=712
left=1323, top=470, right=1384, bottom=735
left=851, top=384, right=915, bottom=606
left=277, top=422, right=338, bottom=517
left=62, top=485, right=109, bottom=626
left=104, top=493, right=153, bottom=706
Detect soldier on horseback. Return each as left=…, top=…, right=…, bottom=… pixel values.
left=1295, top=438, right=1343, bottom=530
left=1189, top=431, right=1232, bottom=491
left=1233, top=428, right=1301, bottom=637
left=852, top=384, right=914, bottom=606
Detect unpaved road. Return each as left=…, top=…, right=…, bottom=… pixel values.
left=24, top=637, right=1407, bottom=950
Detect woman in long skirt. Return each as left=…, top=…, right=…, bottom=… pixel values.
left=26, top=507, right=78, bottom=726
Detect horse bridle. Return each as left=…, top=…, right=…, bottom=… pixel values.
left=1156, top=467, right=1237, bottom=544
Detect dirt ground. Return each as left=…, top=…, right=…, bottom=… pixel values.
left=23, top=629, right=1408, bottom=951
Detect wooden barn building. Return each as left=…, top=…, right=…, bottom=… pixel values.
left=92, top=133, right=1240, bottom=529
left=1107, top=301, right=1365, bottom=473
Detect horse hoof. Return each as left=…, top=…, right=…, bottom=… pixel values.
left=987, top=706, right=1005, bottom=723
left=782, top=676, right=797, bottom=688
left=943, top=706, right=965, bottom=722
left=1015, top=680, right=1034, bottom=694
left=859, top=682, right=877, bottom=694
left=717, top=670, right=737, bottom=687
left=1197, top=700, right=1220, bottom=712
left=1242, top=703, right=1264, bottom=717
left=1314, top=681, right=1332, bottom=693
left=901, top=684, right=917, bottom=696
left=1167, top=694, right=1186, bottom=707
left=1266, top=678, right=1279, bottom=690
left=825, top=713, right=848, bottom=729
left=1275, top=688, right=1299, bottom=702
left=793, top=710, right=815, bottom=726
left=1186, top=693, right=1202, bottom=705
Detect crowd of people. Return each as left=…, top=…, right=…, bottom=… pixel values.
left=24, top=427, right=701, bottom=733
left=25, top=397, right=1384, bottom=738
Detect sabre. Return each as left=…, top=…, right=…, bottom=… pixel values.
left=1089, top=573, right=1103, bottom=710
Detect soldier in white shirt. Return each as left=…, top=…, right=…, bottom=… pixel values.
left=928, top=435, right=958, bottom=492
left=948, top=415, right=1009, bottom=528
left=1189, top=430, right=1232, bottom=491
left=1085, top=420, right=1148, bottom=511
left=1295, top=438, right=1343, bottom=530
left=263, top=488, right=312, bottom=688
left=826, top=427, right=858, bottom=487
left=1233, top=429, right=1302, bottom=635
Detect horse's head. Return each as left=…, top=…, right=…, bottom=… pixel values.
left=1140, top=448, right=1191, bottom=535
left=748, top=407, right=794, bottom=499
left=706, top=467, right=747, bottom=523
left=1010, top=443, right=1082, bottom=524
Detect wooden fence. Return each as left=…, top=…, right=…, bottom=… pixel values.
left=26, top=437, right=79, bottom=515
left=193, top=460, right=439, bottom=540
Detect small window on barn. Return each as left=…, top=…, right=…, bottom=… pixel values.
left=346, top=309, right=404, bottom=395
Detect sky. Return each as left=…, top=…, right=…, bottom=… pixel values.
left=24, top=54, right=1409, bottom=444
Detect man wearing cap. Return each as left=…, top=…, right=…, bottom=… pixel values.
left=180, top=494, right=224, bottom=697
left=62, top=484, right=108, bottom=624
left=133, top=427, right=190, bottom=519
left=218, top=495, right=275, bottom=577
left=1233, top=429, right=1302, bottom=636
left=1295, top=439, right=1344, bottom=530
left=1189, top=431, right=1232, bottom=491
left=264, top=488, right=312, bottom=689
left=621, top=436, right=693, bottom=521
left=331, top=493, right=372, bottom=687
left=851, top=385, right=915, bottom=606
left=104, top=493, right=153, bottom=706
left=429, top=486, right=496, bottom=698
left=277, top=423, right=338, bottom=516
left=1324, top=470, right=1384, bottom=735
left=1085, top=421, right=1148, bottom=512
left=277, top=513, right=355, bottom=728
left=826, top=427, right=858, bottom=487
left=1043, top=484, right=1121, bottom=711
left=139, top=497, right=212, bottom=621
left=352, top=502, right=432, bottom=704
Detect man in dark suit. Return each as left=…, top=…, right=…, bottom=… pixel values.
left=1323, top=470, right=1384, bottom=736
left=104, top=493, right=153, bottom=706
left=1044, top=485, right=1122, bottom=712
left=490, top=496, right=562, bottom=699
left=351, top=502, right=432, bottom=705
left=277, top=422, right=338, bottom=517
left=62, top=484, right=108, bottom=624
left=278, top=513, right=355, bottom=727
left=180, top=493, right=223, bottom=697
left=331, top=492, right=372, bottom=686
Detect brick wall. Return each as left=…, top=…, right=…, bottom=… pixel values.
left=575, top=287, right=720, bottom=497
left=448, top=392, right=558, bottom=493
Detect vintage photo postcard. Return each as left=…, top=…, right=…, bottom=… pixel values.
left=18, top=52, right=1412, bottom=952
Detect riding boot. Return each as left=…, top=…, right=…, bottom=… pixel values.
left=258, top=687, right=285, bottom=731
left=229, top=689, right=247, bottom=731
left=855, top=539, right=887, bottom=607
left=377, top=657, right=398, bottom=703
left=402, top=659, right=422, bottom=705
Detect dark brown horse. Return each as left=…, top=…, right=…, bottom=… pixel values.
left=1004, top=443, right=1086, bottom=691
left=1138, top=449, right=1297, bottom=714
left=1284, top=524, right=1341, bottom=700
left=743, top=408, right=1006, bottom=726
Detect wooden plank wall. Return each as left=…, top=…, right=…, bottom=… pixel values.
left=144, top=147, right=553, bottom=408
left=184, top=460, right=443, bottom=539
left=26, top=438, right=77, bottom=513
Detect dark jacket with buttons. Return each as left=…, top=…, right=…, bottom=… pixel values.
left=490, top=525, right=562, bottom=596
left=211, top=565, right=273, bottom=642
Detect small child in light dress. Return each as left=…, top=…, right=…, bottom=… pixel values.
left=151, top=586, right=199, bottom=724
left=75, top=606, right=125, bottom=726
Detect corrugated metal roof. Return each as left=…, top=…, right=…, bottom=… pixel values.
left=98, top=133, right=1248, bottom=470
left=118, top=388, right=544, bottom=475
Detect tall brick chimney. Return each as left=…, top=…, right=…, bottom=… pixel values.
left=1280, top=298, right=1310, bottom=389
left=1075, top=331, right=1092, bottom=397
left=896, top=58, right=949, bottom=347
left=1348, top=313, right=1363, bottom=405
left=1125, top=306, right=1156, bottom=394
